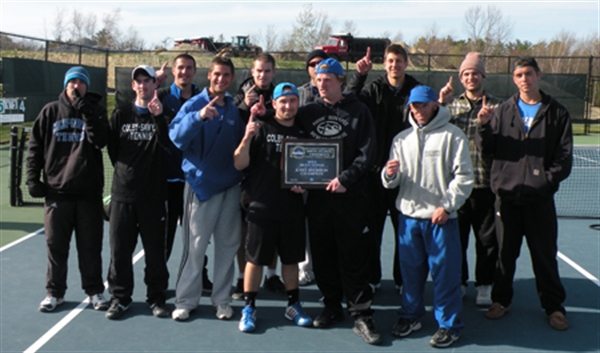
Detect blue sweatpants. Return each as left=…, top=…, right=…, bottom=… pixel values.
left=396, top=214, right=464, bottom=333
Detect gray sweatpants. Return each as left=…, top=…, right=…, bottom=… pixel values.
left=174, top=183, right=241, bottom=310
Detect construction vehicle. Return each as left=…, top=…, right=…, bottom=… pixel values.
left=174, top=35, right=262, bottom=58
left=316, top=33, right=391, bottom=63
left=216, top=35, right=262, bottom=58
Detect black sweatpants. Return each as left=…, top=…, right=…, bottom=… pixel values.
left=307, top=191, right=374, bottom=317
left=492, top=197, right=566, bottom=315
left=457, top=187, right=497, bottom=286
left=108, top=199, right=169, bottom=306
left=365, top=171, right=402, bottom=287
left=43, top=196, right=105, bottom=298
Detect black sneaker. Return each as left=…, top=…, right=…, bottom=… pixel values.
left=151, top=302, right=170, bottom=318
left=313, top=305, right=344, bottom=328
left=429, top=328, right=459, bottom=348
left=391, top=317, right=422, bottom=337
left=105, top=301, right=130, bottom=320
left=263, top=275, right=286, bottom=295
left=231, top=278, right=244, bottom=300
left=353, top=316, right=382, bottom=345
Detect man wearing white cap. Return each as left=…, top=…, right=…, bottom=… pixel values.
left=27, top=65, right=110, bottom=313
left=382, top=85, right=473, bottom=348
left=105, top=65, right=170, bottom=320
left=439, top=52, right=502, bottom=305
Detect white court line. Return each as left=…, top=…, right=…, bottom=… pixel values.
left=558, top=251, right=600, bottom=287
left=0, top=228, right=44, bottom=252
left=17, top=244, right=599, bottom=351
left=23, top=250, right=146, bottom=353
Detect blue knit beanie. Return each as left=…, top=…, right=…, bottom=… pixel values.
left=64, top=66, right=90, bottom=89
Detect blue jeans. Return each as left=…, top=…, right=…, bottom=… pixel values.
left=396, top=214, right=464, bottom=332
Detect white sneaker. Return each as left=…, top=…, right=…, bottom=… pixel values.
left=298, top=270, right=315, bottom=286
left=90, top=293, right=110, bottom=311
left=475, top=285, right=493, bottom=306
left=215, top=303, right=234, bottom=320
left=39, top=296, right=64, bottom=312
left=172, top=308, right=190, bottom=321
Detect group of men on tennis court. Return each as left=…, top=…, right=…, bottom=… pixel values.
left=26, top=44, right=572, bottom=348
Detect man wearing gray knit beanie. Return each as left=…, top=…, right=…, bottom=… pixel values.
left=438, top=52, right=502, bottom=308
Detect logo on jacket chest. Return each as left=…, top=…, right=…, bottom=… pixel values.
left=122, top=123, right=156, bottom=141
left=311, top=115, right=348, bottom=138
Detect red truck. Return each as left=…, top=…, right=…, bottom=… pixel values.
left=316, top=33, right=391, bottom=63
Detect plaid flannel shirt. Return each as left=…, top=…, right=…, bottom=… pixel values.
left=446, top=92, right=502, bottom=188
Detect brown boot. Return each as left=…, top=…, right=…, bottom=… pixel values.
left=548, top=311, right=569, bottom=331
left=485, top=302, right=509, bottom=319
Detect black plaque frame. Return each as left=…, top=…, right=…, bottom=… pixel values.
left=281, top=139, right=342, bottom=189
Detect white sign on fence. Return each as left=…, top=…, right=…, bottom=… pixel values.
left=0, top=98, right=26, bottom=123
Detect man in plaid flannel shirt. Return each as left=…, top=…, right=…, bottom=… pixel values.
left=438, top=52, right=502, bottom=307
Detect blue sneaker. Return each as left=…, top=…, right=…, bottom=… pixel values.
left=239, top=305, right=256, bottom=332
left=285, top=302, right=313, bottom=327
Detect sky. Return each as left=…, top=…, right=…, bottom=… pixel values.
left=1, top=1, right=598, bottom=49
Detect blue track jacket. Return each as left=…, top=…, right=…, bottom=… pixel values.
left=168, top=88, right=245, bottom=201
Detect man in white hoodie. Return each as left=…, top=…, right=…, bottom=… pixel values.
left=382, top=85, right=473, bottom=348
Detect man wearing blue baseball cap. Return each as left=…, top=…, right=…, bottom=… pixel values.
left=233, top=82, right=312, bottom=332
left=295, top=58, right=381, bottom=345
left=382, top=85, right=474, bottom=348
left=27, top=65, right=110, bottom=313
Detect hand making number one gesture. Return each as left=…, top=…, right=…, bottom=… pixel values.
left=244, top=84, right=259, bottom=108
left=155, top=61, right=169, bottom=87
left=199, top=96, right=220, bottom=121
left=438, top=76, right=454, bottom=104
left=477, top=95, right=494, bottom=125
left=148, top=89, right=163, bottom=116
left=356, top=46, right=373, bottom=75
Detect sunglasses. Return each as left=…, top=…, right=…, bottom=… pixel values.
left=308, top=61, right=321, bottom=67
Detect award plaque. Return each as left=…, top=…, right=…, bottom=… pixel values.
left=281, top=139, right=342, bottom=188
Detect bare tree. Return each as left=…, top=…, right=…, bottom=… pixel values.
left=533, top=31, right=581, bottom=73
left=392, top=30, right=403, bottom=43
left=52, top=7, right=66, bottom=42
left=263, top=24, right=279, bottom=52
left=255, top=24, right=279, bottom=52
left=94, top=8, right=122, bottom=48
left=83, top=13, right=97, bottom=39
left=119, top=26, right=145, bottom=50
left=288, top=3, right=332, bottom=52
left=463, top=5, right=513, bottom=55
left=341, top=20, right=358, bottom=36
left=70, top=9, right=84, bottom=41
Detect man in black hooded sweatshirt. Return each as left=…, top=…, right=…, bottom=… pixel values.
left=27, top=66, right=110, bottom=313
left=297, top=58, right=380, bottom=346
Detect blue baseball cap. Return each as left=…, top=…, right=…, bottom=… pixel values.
left=315, top=58, right=344, bottom=76
left=407, top=86, right=437, bottom=105
left=64, top=66, right=90, bottom=89
left=273, top=82, right=299, bottom=100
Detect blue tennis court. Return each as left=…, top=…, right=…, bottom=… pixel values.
left=1, top=212, right=598, bottom=352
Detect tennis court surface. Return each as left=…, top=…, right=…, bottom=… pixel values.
left=1, top=143, right=598, bottom=352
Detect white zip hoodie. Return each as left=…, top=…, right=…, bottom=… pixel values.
left=381, top=105, right=474, bottom=219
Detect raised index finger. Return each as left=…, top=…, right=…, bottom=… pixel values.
left=482, top=95, right=487, bottom=107
left=447, top=76, right=453, bottom=87
left=160, top=61, right=168, bottom=71
left=207, top=95, right=219, bottom=107
left=365, top=47, right=371, bottom=59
